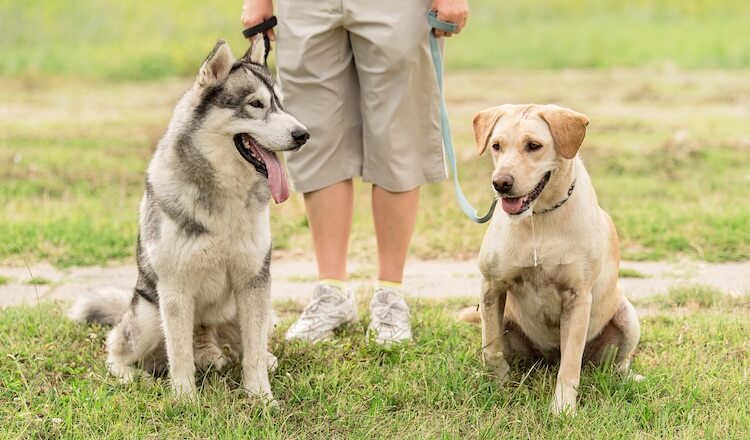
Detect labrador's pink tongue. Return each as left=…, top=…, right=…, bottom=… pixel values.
left=255, top=148, right=289, bottom=204
left=501, top=196, right=526, bottom=215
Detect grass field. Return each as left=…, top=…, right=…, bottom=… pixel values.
left=1, top=296, right=749, bottom=438
left=1, top=0, right=750, bottom=80
left=2, top=69, right=749, bottom=266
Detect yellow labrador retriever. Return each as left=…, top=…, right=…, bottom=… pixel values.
left=473, top=104, right=640, bottom=414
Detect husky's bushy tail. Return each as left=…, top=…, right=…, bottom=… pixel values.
left=68, top=287, right=131, bottom=326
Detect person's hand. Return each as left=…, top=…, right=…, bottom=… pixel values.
left=241, top=0, right=275, bottom=41
left=430, top=0, right=469, bottom=38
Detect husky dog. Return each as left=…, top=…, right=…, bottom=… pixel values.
left=70, top=36, right=308, bottom=401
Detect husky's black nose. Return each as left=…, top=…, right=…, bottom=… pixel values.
left=292, top=128, right=310, bottom=147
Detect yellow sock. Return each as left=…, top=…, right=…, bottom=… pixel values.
left=319, top=278, right=346, bottom=290
left=376, top=280, right=402, bottom=290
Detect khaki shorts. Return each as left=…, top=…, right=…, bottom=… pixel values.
left=277, top=0, right=447, bottom=193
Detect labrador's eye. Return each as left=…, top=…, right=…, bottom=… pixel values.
left=492, top=142, right=501, bottom=151
left=249, top=100, right=264, bottom=109
left=527, top=142, right=542, bottom=151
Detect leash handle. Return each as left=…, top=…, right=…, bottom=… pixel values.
left=427, top=10, right=458, bottom=33
left=242, top=16, right=278, bottom=64
left=242, top=16, right=278, bottom=38
left=427, top=11, right=497, bottom=224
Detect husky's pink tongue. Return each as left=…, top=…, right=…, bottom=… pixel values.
left=254, top=147, right=289, bottom=204
left=501, top=196, right=527, bottom=215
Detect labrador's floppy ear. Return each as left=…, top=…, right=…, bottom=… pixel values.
left=472, top=106, right=505, bottom=155
left=197, top=40, right=235, bottom=87
left=242, top=34, right=269, bottom=65
left=537, top=105, right=589, bottom=159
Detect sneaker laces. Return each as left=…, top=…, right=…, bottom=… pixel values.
left=371, top=297, right=409, bottom=328
left=296, top=290, right=346, bottom=324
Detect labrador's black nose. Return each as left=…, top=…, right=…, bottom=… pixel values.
left=493, top=175, right=514, bottom=193
left=292, top=128, right=310, bottom=146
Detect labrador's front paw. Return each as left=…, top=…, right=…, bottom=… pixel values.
left=550, top=383, right=577, bottom=416
left=483, top=351, right=511, bottom=385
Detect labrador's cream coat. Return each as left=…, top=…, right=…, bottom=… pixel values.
left=473, top=104, right=640, bottom=414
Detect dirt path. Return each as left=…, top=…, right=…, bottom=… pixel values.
left=1, top=259, right=748, bottom=309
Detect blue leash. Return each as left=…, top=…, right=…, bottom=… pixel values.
left=427, top=10, right=497, bottom=224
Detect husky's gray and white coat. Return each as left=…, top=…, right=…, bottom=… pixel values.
left=70, top=37, right=308, bottom=400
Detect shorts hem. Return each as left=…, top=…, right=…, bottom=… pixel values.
left=362, top=170, right=448, bottom=193
left=292, top=169, right=361, bottom=194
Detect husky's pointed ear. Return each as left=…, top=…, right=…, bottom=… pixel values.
left=197, top=40, right=235, bottom=87
left=242, top=34, right=269, bottom=65
left=472, top=106, right=505, bottom=155
left=537, top=105, right=589, bottom=159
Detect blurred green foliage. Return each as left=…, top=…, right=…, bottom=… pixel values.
left=1, top=0, right=749, bottom=80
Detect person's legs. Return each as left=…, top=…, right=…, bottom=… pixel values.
left=366, top=185, right=420, bottom=344
left=346, top=0, right=442, bottom=344
left=372, top=185, right=420, bottom=283
left=305, top=180, right=420, bottom=283
left=285, top=179, right=359, bottom=342
left=277, top=0, right=362, bottom=342
left=304, top=180, right=354, bottom=281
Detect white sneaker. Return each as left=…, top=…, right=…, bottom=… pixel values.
left=368, top=287, right=413, bottom=344
left=285, top=284, right=358, bottom=342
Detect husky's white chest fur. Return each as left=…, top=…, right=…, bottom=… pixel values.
left=143, top=148, right=273, bottom=325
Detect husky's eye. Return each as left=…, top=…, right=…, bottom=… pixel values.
left=527, top=142, right=542, bottom=151
left=249, top=100, right=264, bottom=109
left=491, top=142, right=501, bottom=151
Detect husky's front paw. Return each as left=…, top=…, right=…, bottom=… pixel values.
left=247, top=389, right=277, bottom=408
left=107, top=361, right=147, bottom=384
left=243, top=367, right=273, bottom=401
left=195, top=345, right=230, bottom=372
left=243, top=381, right=273, bottom=399
left=266, top=351, right=278, bottom=372
left=169, top=370, right=198, bottom=400
left=171, top=376, right=197, bottom=401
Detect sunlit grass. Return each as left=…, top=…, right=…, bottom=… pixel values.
left=1, top=300, right=749, bottom=438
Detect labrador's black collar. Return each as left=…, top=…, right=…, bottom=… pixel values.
left=533, top=179, right=576, bottom=214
